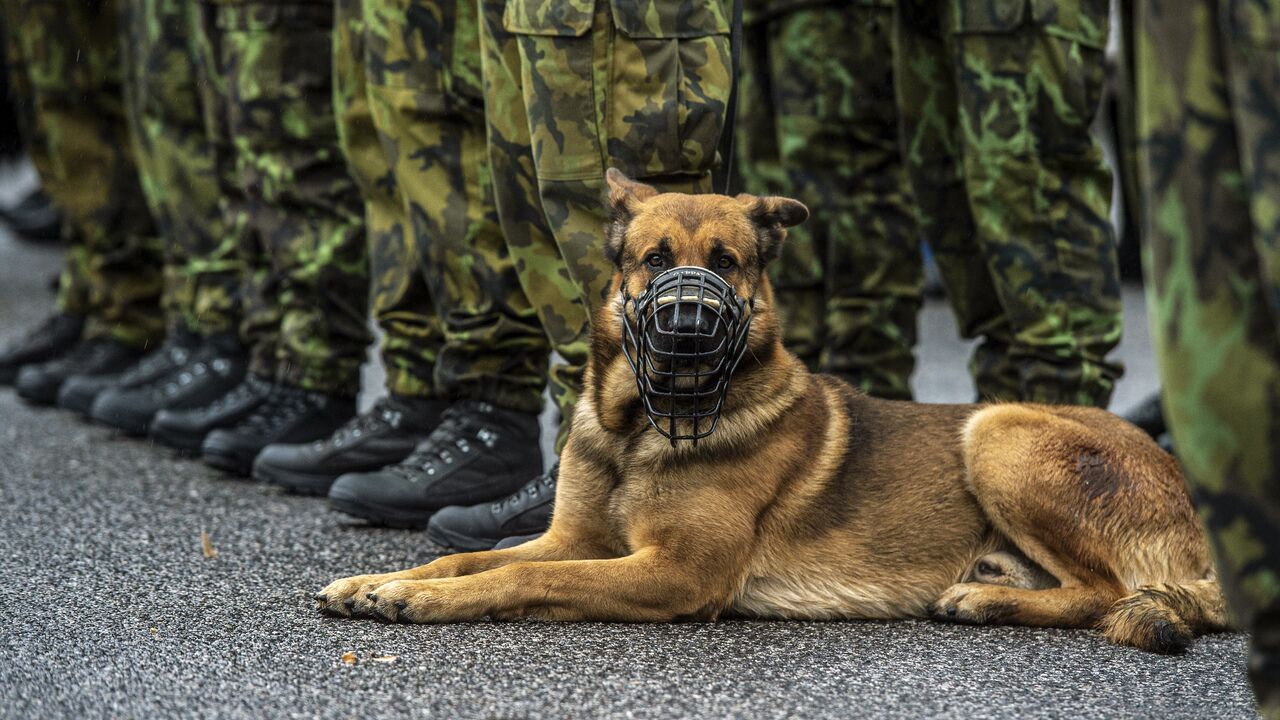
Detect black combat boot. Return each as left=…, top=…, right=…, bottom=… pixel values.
left=201, top=385, right=356, bottom=476
left=91, top=333, right=247, bottom=436
left=58, top=329, right=200, bottom=416
left=1123, top=391, right=1166, bottom=440
left=149, top=374, right=272, bottom=453
left=253, top=395, right=448, bottom=496
left=16, top=337, right=143, bottom=406
left=327, top=400, right=542, bottom=529
left=426, top=463, right=557, bottom=550
left=0, top=312, right=83, bottom=385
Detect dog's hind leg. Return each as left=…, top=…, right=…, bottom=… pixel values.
left=932, top=405, right=1130, bottom=630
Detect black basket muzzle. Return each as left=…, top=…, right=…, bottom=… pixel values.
left=622, top=266, right=753, bottom=445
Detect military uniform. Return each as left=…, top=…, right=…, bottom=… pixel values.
left=333, top=0, right=547, bottom=411
left=480, top=0, right=734, bottom=444
left=191, top=0, right=370, bottom=395
left=1135, top=1, right=1280, bottom=716
left=119, top=0, right=233, bottom=337
left=894, top=0, right=1122, bottom=407
left=2, top=0, right=164, bottom=348
left=737, top=0, right=922, bottom=400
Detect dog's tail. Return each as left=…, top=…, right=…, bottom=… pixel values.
left=1097, top=578, right=1230, bottom=653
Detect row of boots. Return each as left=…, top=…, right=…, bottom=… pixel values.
left=1, top=313, right=555, bottom=551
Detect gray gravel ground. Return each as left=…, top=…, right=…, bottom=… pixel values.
left=0, top=218, right=1259, bottom=719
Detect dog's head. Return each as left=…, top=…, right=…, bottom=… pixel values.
left=598, top=168, right=807, bottom=441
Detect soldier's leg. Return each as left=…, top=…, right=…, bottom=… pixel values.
left=949, top=1, right=1123, bottom=407
left=767, top=2, right=922, bottom=399
left=6, top=0, right=163, bottom=348
left=367, top=0, right=547, bottom=413
left=120, top=0, right=231, bottom=338
left=480, top=0, right=585, bottom=443
left=736, top=9, right=825, bottom=372
left=217, top=2, right=371, bottom=397
left=738, top=10, right=824, bottom=372
left=335, top=0, right=446, bottom=402
left=86, top=0, right=256, bottom=435
left=503, top=0, right=733, bottom=442
left=894, top=0, right=1020, bottom=402
left=1138, top=1, right=1280, bottom=716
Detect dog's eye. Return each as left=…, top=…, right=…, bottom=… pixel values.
left=717, top=254, right=735, bottom=270
left=646, top=253, right=665, bottom=268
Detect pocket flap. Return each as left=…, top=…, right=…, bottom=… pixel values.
left=503, top=0, right=594, bottom=36
left=610, top=0, right=730, bottom=38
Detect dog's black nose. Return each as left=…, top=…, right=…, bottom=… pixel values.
left=661, top=304, right=713, bottom=336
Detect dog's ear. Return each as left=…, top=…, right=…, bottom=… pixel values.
left=737, top=194, right=809, bottom=266
left=605, top=168, right=658, bottom=266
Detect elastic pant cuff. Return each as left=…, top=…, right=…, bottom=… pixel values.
left=277, top=359, right=363, bottom=399
left=446, top=380, right=546, bottom=416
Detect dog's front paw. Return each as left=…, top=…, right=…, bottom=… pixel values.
left=928, top=583, right=1013, bottom=625
left=365, top=579, right=467, bottom=624
left=314, top=573, right=394, bottom=618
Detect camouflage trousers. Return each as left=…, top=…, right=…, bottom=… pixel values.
left=193, top=0, right=370, bottom=394
left=737, top=0, right=922, bottom=400
left=2, top=0, right=164, bottom=348
left=1136, top=1, right=1280, bottom=716
left=119, top=0, right=234, bottom=337
left=481, top=0, right=733, bottom=444
left=334, top=0, right=546, bottom=410
left=894, top=0, right=1122, bottom=407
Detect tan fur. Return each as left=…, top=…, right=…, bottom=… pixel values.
left=315, top=171, right=1228, bottom=653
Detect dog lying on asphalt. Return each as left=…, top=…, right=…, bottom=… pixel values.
left=316, top=169, right=1226, bottom=653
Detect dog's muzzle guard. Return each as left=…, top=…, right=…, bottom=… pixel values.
left=622, top=266, right=753, bottom=445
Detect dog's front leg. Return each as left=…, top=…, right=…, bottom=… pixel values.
left=363, top=547, right=733, bottom=623
left=315, top=532, right=613, bottom=617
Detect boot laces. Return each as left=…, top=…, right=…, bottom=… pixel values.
left=242, top=387, right=314, bottom=434
left=320, top=398, right=401, bottom=449
left=395, top=403, right=498, bottom=481
left=494, top=464, right=558, bottom=513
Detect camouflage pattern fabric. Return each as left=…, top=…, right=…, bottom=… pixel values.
left=334, top=0, right=447, bottom=399
left=894, top=0, right=1123, bottom=407
left=336, top=0, right=548, bottom=410
left=736, top=0, right=922, bottom=400
left=2, top=0, right=164, bottom=348
left=481, top=0, right=733, bottom=444
left=120, top=0, right=237, bottom=337
left=1135, top=1, right=1280, bottom=715
left=193, top=0, right=371, bottom=395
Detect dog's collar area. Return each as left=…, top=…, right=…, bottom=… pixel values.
left=621, top=266, right=753, bottom=446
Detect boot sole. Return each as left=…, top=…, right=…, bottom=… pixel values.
left=201, top=447, right=254, bottom=476
left=149, top=425, right=207, bottom=454
left=327, top=492, right=433, bottom=530
left=424, top=522, right=501, bottom=552
left=254, top=462, right=336, bottom=497
left=90, top=403, right=155, bottom=437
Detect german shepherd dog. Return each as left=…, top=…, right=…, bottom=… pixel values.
left=317, top=169, right=1226, bottom=653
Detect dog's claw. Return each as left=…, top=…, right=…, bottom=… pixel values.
left=366, top=593, right=377, bottom=602
left=343, top=597, right=356, bottom=610
left=395, top=600, right=407, bottom=610
left=313, top=593, right=328, bottom=603
left=946, top=607, right=957, bottom=617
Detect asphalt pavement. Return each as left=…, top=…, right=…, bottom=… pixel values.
left=0, top=217, right=1260, bottom=719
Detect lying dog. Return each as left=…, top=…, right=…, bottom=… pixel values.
left=316, top=169, right=1225, bottom=653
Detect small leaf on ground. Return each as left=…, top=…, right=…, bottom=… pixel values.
left=200, top=530, right=218, bottom=559
left=370, top=655, right=398, bottom=663
left=340, top=652, right=358, bottom=666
